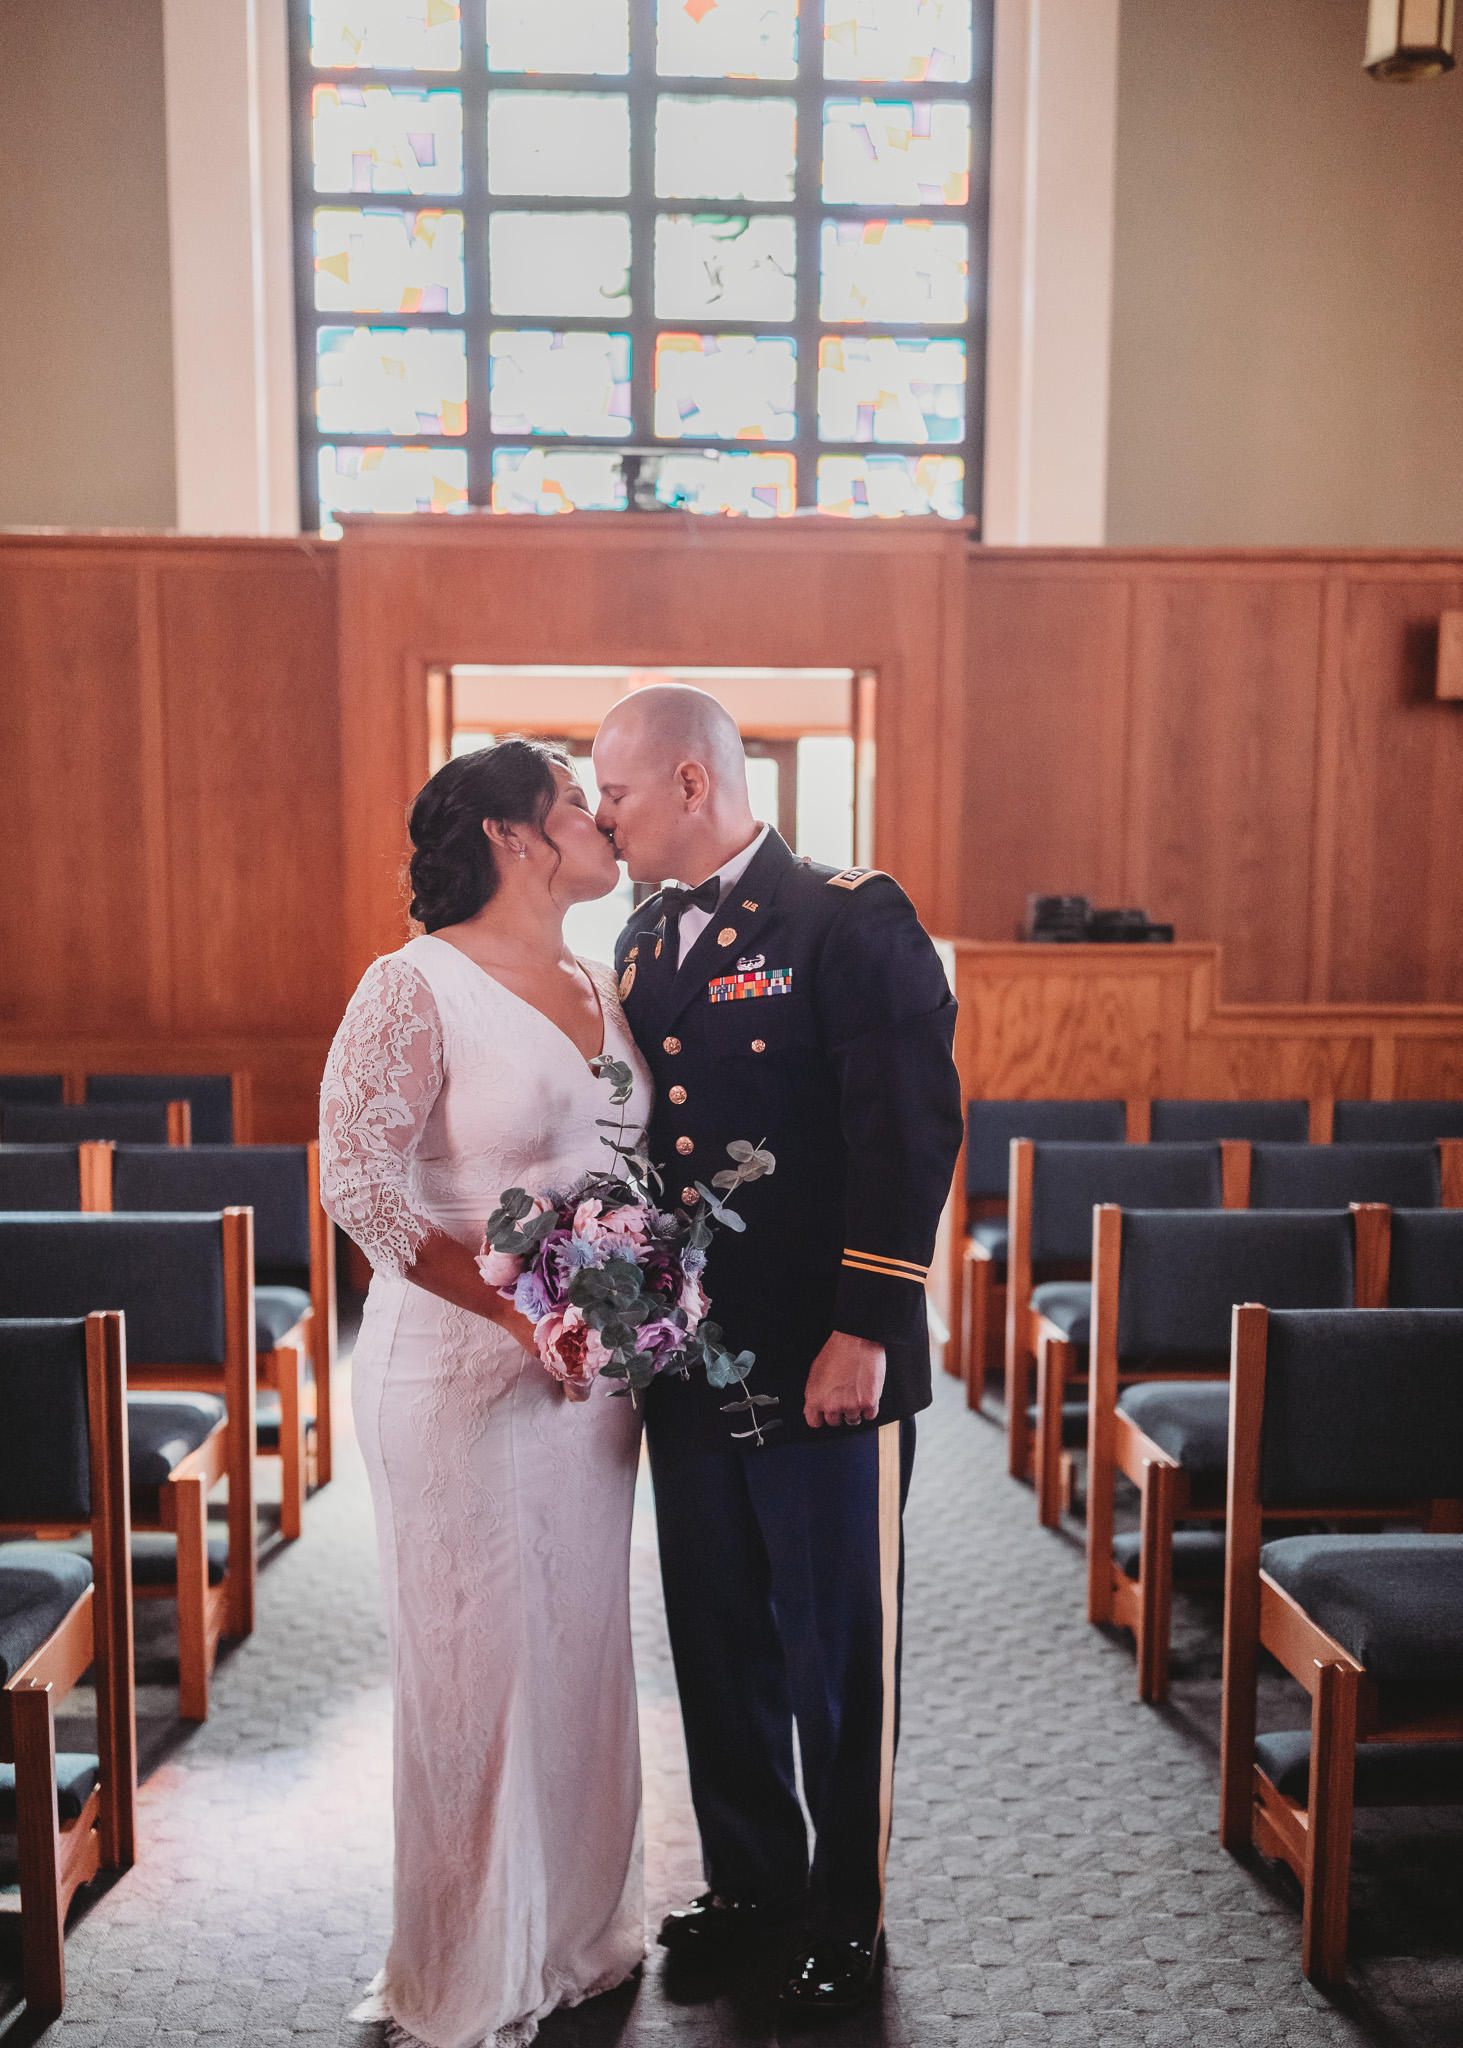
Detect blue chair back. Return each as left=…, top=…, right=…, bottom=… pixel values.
left=1117, top=1210, right=1355, bottom=1366
left=0, top=1146, right=82, bottom=1211
left=112, top=1146, right=309, bottom=1281
left=1031, top=1142, right=1224, bottom=1263
left=0, top=1075, right=65, bottom=1105
left=0, top=1319, right=92, bottom=1524
left=4, top=1101, right=171, bottom=1145
left=1389, top=1211, right=1463, bottom=1309
left=87, top=1074, right=233, bottom=1145
left=966, top=1100, right=1125, bottom=1199
left=1151, top=1099, right=1309, bottom=1143
left=1333, top=1100, right=1463, bottom=1144
left=1250, top=1142, right=1440, bottom=1210
left=0, top=1214, right=227, bottom=1364
left=1259, top=1308, right=1463, bottom=1507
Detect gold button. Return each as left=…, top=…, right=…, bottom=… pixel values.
left=669, top=1085, right=687, bottom=1105
left=676, top=1136, right=694, bottom=1155
left=682, top=1186, right=699, bottom=1205
left=716, top=927, right=738, bottom=947
left=663, top=1036, right=681, bottom=1054
left=751, top=1039, right=766, bottom=1053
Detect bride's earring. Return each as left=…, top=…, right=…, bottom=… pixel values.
left=516, top=846, right=527, bottom=860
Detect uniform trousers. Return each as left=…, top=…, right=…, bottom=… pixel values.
left=648, top=1416, right=915, bottom=1941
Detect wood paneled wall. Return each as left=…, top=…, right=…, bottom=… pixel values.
left=962, top=548, right=1463, bottom=1004
left=3, top=526, right=1462, bottom=1138
left=0, top=534, right=341, bottom=1139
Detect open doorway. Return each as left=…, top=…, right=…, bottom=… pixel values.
left=427, top=665, right=877, bottom=962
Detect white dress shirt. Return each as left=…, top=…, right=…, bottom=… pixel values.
left=671, top=823, right=771, bottom=968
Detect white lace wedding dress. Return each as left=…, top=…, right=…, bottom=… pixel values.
left=320, top=934, right=650, bottom=2048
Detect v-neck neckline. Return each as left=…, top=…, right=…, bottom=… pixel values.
left=423, top=934, right=609, bottom=1071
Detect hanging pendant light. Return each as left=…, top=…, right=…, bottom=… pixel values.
left=1365, top=0, right=1456, bottom=79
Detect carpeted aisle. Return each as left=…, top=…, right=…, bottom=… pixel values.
left=1, top=1364, right=1458, bottom=2046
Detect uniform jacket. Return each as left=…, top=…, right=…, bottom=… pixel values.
left=613, top=829, right=962, bottom=1453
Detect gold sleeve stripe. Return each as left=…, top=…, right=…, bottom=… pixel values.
left=842, top=1251, right=929, bottom=1282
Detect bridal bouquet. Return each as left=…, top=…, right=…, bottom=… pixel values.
left=476, top=1056, right=780, bottom=1442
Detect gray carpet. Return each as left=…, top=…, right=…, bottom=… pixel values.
left=1, top=1363, right=1459, bottom=2046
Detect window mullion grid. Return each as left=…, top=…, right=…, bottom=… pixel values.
left=793, top=8, right=826, bottom=507
left=628, top=0, right=658, bottom=462
left=458, top=0, right=491, bottom=504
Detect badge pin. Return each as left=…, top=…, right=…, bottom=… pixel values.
left=736, top=953, right=765, bottom=972
left=716, top=927, right=738, bottom=947
left=618, top=962, right=636, bottom=1000
left=742, top=899, right=758, bottom=912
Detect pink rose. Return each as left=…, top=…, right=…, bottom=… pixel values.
left=572, top=1198, right=608, bottom=1244
left=601, top=1204, right=651, bottom=1244
left=679, top=1271, right=709, bottom=1332
left=476, top=1247, right=525, bottom=1290
left=534, top=1305, right=609, bottom=1392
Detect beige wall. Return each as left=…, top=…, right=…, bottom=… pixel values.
left=1107, top=0, right=1463, bottom=546
left=0, top=0, right=176, bottom=528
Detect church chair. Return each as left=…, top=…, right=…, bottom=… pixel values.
left=1150, top=1099, right=1309, bottom=1143
left=1332, top=1099, right=1463, bottom=1145
left=1387, top=1209, right=1463, bottom=1308
left=1008, top=1139, right=1237, bottom=1504
left=0, top=1313, right=136, bottom=2014
left=0, top=1143, right=112, bottom=1213
left=86, top=1072, right=246, bottom=1146
left=0, top=1211, right=257, bottom=1721
left=1084, top=1205, right=1387, bottom=1702
left=107, top=1144, right=336, bottom=1531
left=0, top=1076, right=65, bottom=1106
left=1220, top=1304, right=1463, bottom=1985
left=1249, top=1140, right=1452, bottom=1210
left=955, top=1100, right=1126, bottom=1407
left=1, top=1100, right=192, bottom=1146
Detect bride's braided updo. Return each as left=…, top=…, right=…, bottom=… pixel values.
left=406, top=737, right=574, bottom=932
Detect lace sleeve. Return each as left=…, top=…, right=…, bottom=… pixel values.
left=319, top=953, right=445, bottom=1278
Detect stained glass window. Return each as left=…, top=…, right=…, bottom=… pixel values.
left=655, top=96, right=798, bottom=201
left=823, top=0, right=974, bottom=82
left=822, top=99, right=970, bottom=206
left=817, top=334, right=965, bottom=442
left=489, top=331, right=632, bottom=437
left=487, top=92, right=631, bottom=197
left=654, top=333, right=797, bottom=441
left=313, top=208, right=466, bottom=313
left=293, top=0, right=990, bottom=525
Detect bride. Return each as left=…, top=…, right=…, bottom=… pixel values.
left=320, top=739, right=650, bottom=2048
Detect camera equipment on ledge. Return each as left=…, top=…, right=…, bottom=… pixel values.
left=1024, top=896, right=1174, bottom=944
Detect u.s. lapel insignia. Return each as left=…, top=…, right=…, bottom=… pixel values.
left=716, top=927, right=738, bottom=947
left=618, top=961, right=636, bottom=999
left=742, top=899, right=758, bottom=912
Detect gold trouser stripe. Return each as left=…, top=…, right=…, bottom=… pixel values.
left=843, top=1253, right=928, bottom=1281
left=875, top=1419, right=901, bottom=1936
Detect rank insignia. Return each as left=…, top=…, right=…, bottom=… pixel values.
left=708, top=968, right=792, bottom=1003
left=827, top=867, right=887, bottom=890
left=618, top=962, right=636, bottom=1000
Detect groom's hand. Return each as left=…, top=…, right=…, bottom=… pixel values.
left=804, top=1332, right=886, bottom=1429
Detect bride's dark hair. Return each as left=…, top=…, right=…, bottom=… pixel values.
left=407, top=737, right=574, bottom=933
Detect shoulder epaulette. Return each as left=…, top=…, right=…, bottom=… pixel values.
left=826, top=868, right=888, bottom=891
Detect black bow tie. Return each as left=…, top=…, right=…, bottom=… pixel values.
left=660, top=875, right=722, bottom=929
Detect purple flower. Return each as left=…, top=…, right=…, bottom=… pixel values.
left=514, top=1269, right=556, bottom=1324
left=634, top=1316, right=687, bottom=1375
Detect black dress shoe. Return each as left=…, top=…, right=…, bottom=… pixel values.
left=657, top=1890, right=803, bottom=1957
left=778, top=1932, right=886, bottom=2013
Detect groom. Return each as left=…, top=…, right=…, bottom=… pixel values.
left=593, top=685, right=961, bottom=2013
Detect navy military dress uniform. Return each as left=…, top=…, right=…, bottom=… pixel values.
left=613, top=827, right=961, bottom=1947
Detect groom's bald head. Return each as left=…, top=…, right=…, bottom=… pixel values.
left=592, top=684, right=757, bottom=885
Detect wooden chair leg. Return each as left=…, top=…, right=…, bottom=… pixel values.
left=1035, top=1335, right=1071, bottom=1528
left=13, top=1681, right=66, bottom=2015
left=1303, top=1661, right=1358, bottom=1986
left=314, top=1342, right=333, bottom=1487
left=273, top=1343, right=305, bottom=1542
left=1060, top=1452, right=1078, bottom=1516
left=1006, top=1335, right=1033, bottom=1479
left=964, top=1254, right=984, bottom=1409
left=1137, top=1460, right=1177, bottom=1703
left=173, top=1474, right=211, bottom=1723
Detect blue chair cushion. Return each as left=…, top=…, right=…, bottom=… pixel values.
left=59, top=1527, right=228, bottom=1587
left=1118, top=1380, right=1230, bottom=1473
left=112, top=1146, right=311, bottom=1270
left=1150, top=1100, right=1309, bottom=1143
left=1031, top=1281, right=1091, bottom=1344
left=1260, top=1533, right=1463, bottom=1683
left=0, top=1755, right=100, bottom=1823
left=967, top=1218, right=1008, bottom=1260
left=0, top=1319, right=92, bottom=1523
left=0, top=1076, right=65, bottom=1106
left=88, top=1074, right=234, bottom=1145
left=0, top=1214, right=229, bottom=1365
left=127, top=1392, right=226, bottom=1489
left=0, top=1543, right=92, bottom=1683
left=1023, top=1398, right=1088, bottom=1448
left=1250, top=1142, right=1440, bottom=1210
left=1333, top=1101, right=1463, bottom=1144
left=255, top=1285, right=311, bottom=1351
left=1031, top=1143, right=1224, bottom=1264
left=0, top=1147, right=82, bottom=1212
left=1115, top=1210, right=1355, bottom=1366
left=1255, top=1729, right=1463, bottom=1806
left=1389, top=1212, right=1463, bottom=1310
left=1113, top=1528, right=1226, bottom=1583
left=3, top=1101, right=171, bottom=1144
left=966, top=1101, right=1126, bottom=1199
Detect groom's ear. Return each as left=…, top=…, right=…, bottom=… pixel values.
left=675, top=760, right=711, bottom=813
